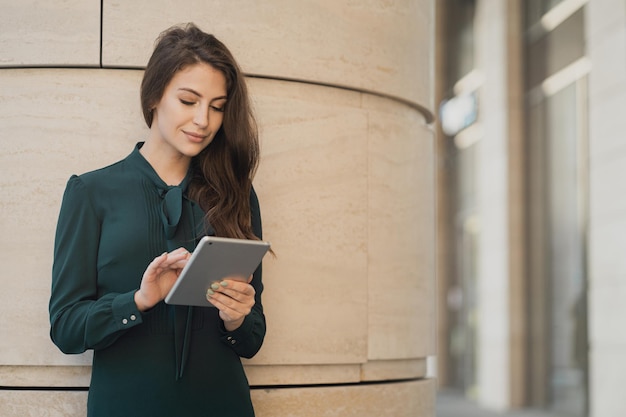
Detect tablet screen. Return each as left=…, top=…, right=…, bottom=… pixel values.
left=164, top=236, right=270, bottom=307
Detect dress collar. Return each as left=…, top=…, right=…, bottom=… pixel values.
left=128, top=142, right=193, bottom=192
left=128, top=142, right=194, bottom=240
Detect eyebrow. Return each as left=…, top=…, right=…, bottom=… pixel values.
left=178, top=87, right=227, bottom=102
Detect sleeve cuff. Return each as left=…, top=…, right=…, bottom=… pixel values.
left=111, top=291, right=143, bottom=330
left=219, top=314, right=255, bottom=347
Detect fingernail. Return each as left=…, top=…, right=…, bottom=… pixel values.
left=206, top=288, right=214, bottom=297
left=211, top=283, right=220, bottom=291
left=220, top=281, right=228, bottom=287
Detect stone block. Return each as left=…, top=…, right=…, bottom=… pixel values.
left=0, top=379, right=435, bottom=417
left=0, top=0, right=100, bottom=67
left=364, top=94, right=435, bottom=360
left=0, top=390, right=87, bottom=417
left=252, top=379, right=435, bottom=417
left=0, top=68, right=147, bottom=366
left=249, top=79, right=370, bottom=365
left=101, top=0, right=433, bottom=107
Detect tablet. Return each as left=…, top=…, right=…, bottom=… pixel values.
left=164, top=236, right=271, bottom=307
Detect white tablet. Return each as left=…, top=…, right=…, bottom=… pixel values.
left=164, top=236, right=271, bottom=307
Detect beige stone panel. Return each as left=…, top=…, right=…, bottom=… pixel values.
left=102, top=0, right=433, bottom=107
left=0, top=366, right=90, bottom=387
left=360, top=359, right=427, bottom=381
left=248, top=79, right=370, bottom=365
left=364, top=94, right=436, bottom=360
left=0, top=360, right=426, bottom=388
left=0, top=68, right=148, bottom=366
left=245, top=364, right=361, bottom=386
left=247, top=359, right=427, bottom=386
left=0, top=380, right=434, bottom=417
left=0, top=1, right=100, bottom=67
left=252, top=379, right=436, bottom=417
left=0, top=390, right=87, bottom=417
left=0, top=363, right=359, bottom=388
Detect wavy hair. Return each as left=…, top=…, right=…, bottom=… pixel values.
left=141, top=23, right=260, bottom=240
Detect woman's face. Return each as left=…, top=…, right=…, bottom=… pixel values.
left=149, top=62, right=227, bottom=159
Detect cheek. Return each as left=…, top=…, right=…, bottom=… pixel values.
left=212, top=114, right=225, bottom=130
left=155, top=111, right=170, bottom=133
left=156, top=103, right=182, bottom=128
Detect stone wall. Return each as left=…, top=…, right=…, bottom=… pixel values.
left=0, top=1, right=436, bottom=416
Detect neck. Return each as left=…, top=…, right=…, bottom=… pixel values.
left=139, top=141, right=190, bottom=186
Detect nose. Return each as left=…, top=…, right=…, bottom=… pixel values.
left=193, top=106, right=209, bottom=128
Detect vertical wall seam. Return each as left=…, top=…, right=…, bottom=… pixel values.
left=364, top=91, right=371, bottom=363
left=99, top=0, right=104, bottom=68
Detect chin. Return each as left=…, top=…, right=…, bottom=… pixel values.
left=184, top=141, right=212, bottom=157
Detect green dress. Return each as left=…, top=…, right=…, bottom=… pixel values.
left=49, top=143, right=266, bottom=417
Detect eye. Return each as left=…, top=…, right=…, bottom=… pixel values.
left=180, top=99, right=195, bottom=106
left=210, top=105, right=225, bottom=113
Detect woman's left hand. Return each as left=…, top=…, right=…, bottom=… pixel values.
left=206, top=276, right=255, bottom=331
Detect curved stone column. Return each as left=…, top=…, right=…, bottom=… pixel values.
left=0, top=2, right=436, bottom=416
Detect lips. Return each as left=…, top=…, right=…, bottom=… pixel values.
left=183, top=130, right=208, bottom=143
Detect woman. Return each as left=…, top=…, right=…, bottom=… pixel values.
left=49, top=23, right=266, bottom=417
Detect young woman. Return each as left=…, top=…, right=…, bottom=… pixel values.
left=49, top=23, right=266, bottom=417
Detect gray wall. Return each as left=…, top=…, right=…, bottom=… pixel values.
left=586, top=1, right=626, bottom=416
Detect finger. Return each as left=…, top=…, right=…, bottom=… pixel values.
left=217, top=286, right=256, bottom=303
left=208, top=287, right=254, bottom=310
left=167, top=257, right=189, bottom=270
left=208, top=292, right=251, bottom=320
left=209, top=289, right=240, bottom=306
left=215, top=285, right=256, bottom=307
left=205, top=292, right=236, bottom=315
left=172, top=247, right=189, bottom=255
left=169, top=248, right=190, bottom=260
left=163, top=247, right=189, bottom=262
left=219, top=279, right=254, bottom=292
left=160, top=251, right=189, bottom=268
left=145, top=252, right=168, bottom=274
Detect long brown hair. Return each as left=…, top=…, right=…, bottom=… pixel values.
left=141, top=23, right=260, bottom=240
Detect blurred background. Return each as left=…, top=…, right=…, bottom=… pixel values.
left=434, top=0, right=625, bottom=416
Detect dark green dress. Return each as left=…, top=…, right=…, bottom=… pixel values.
left=49, top=143, right=266, bottom=417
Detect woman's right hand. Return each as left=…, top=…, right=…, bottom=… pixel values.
left=134, top=248, right=190, bottom=312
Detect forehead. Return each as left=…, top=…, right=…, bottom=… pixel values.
left=167, top=62, right=227, bottom=98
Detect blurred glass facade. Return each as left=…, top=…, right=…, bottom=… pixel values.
left=437, top=0, right=589, bottom=415
left=525, top=2, right=588, bottom=414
